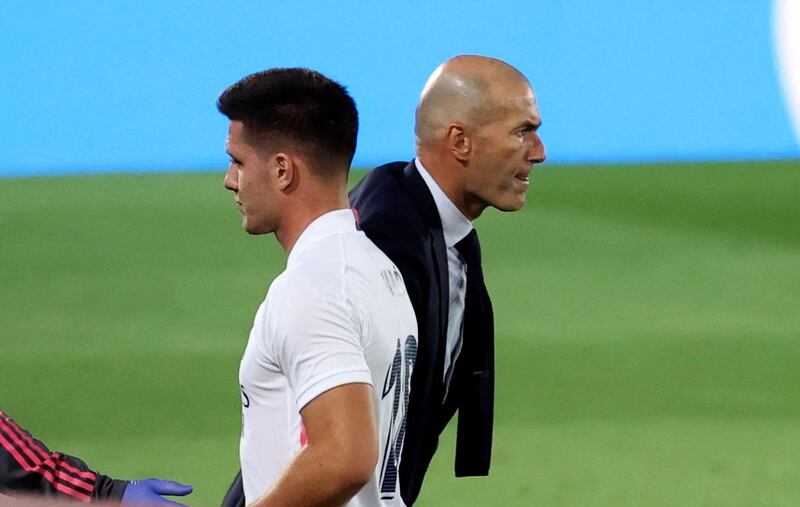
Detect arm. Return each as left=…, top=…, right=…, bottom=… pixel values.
left=0, top=411, right=191, bottom=504
left=0, top=410, right=122, bottom=501
left=248, top=383, right=378, bottom=507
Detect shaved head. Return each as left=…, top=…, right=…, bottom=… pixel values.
left=415, top=55, right=531, bottom=144
left=412, top=55, right=545, bottom=220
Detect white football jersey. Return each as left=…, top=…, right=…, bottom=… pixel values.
left=239, top=209, right=417, bottom=506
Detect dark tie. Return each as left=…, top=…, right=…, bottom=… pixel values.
left=455, top=229, right=481, bottom=276
left=442, top=230, right=481, bottom=396
left=451, top=228, right=494, bottom=476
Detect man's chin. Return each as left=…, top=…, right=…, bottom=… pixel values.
left=495, top=197, right=526, bottom=213
left=243, top=220, right=272, bottom=235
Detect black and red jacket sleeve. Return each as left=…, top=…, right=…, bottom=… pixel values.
left=0, top=411, right=128, bottom=501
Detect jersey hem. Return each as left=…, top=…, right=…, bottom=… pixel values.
left=296, top=370, right=373, bottom=410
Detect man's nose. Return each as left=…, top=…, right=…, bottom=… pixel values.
left=528, top=134, right=546, bottom=164
left=223, top=164, right=238, bottom=192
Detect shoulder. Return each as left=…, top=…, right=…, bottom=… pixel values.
left=277, top=231, right=385, bottom=302
left=268, top=254, right=341, bottom=306
left=351, top=161, right=409, bottom=194
left=280, top=246, right=344, bottom=298
left=350, top=162, right=415, bottom=216
left=351, top=164, right=428, bottom=239
left=263, top=264, right=351, bottom=344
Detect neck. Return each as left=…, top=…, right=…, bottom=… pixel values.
left=417, top=150, right=486, bottom=221
left=275, top=180, right=349, bottom=255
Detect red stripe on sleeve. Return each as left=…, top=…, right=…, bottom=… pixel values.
left=0, top=430, right=92, bottom=501
left=1, top=416, right=49, bottom=460
left=0, top=421, right=95, bottom=500
left=58, top=460, right=97, bottom=481
left=2, top=416, right=97, bottom=482
left=41, top=459, right=95, bottom=493
left=0, top=419, right=43, bottom=470
left=0, top=418, right=50, bottom=459
left=0, top=429, right=34, bottom=471
left=53, top=481, right=92, bottom=501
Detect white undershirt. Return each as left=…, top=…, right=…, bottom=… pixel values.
left=414, top=158, right=473, bottom=402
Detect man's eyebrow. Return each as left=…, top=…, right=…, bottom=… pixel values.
left=518, top=120, right=542, bottom=131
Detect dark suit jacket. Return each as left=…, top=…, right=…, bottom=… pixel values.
left=220, top=161, right=493, bottom=507
left=350, top=161, right=494, bottom=505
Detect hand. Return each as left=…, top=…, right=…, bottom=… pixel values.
left=121, top=479, right=193, bottom=506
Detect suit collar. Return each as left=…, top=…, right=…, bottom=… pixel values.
left=414, top=158, right=473, bottom=248
left=402, top=160, right=443, bottom=234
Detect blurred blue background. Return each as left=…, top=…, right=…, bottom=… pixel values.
left=1, top=0, right=798, bottom=176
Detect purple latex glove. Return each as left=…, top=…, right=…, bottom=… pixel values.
left=121, top=479, right=193, bottom=506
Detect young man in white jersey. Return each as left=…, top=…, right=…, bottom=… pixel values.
left=217, top=68, right=417, bottom=507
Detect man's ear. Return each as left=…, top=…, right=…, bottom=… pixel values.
left=272, top=153, right=295, bottom=191
left=446, top=123, right=471, bottom=162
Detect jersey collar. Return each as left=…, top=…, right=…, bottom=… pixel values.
left=287, top=209, right=358, bottom=266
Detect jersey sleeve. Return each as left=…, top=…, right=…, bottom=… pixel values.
left=265, top=276, right=373, bottom=411
left=0, top=411, right=128, bottom=501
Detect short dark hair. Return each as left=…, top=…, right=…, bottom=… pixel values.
left=217, top=68, right=358, bottom=174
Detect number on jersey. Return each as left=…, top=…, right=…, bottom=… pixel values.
left=379, top=335, right=417, bottom=498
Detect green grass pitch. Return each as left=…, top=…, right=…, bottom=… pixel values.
left=1, top=160, right=799, bottom=506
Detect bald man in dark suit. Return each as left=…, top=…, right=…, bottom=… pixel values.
left=350, top=55, right=546, bottom=504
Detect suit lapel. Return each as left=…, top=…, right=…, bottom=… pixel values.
left=402, top=161, right=450, bottom=349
